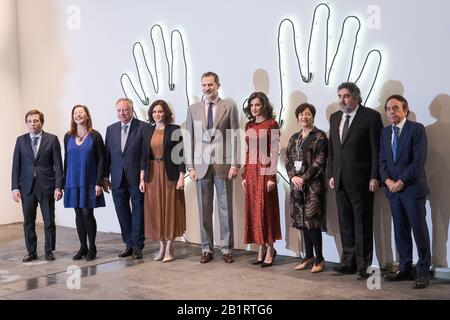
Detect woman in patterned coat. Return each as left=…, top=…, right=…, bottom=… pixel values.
left=285, top=103, right=328, bottom=273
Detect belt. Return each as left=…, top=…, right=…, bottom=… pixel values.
left=154, top=156, right=164, bottom=161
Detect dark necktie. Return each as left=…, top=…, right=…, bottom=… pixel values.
left=32, top=136, right=39, bottom=158
left=341, top=115, right=350, bottom=142
left=392, top=126, right=399, bottom=161
left=207, top=102, right=214, bottom=130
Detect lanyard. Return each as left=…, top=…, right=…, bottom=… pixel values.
left=295, top=129, right=312, bottom=160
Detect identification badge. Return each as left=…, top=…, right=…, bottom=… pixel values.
left=294, top=160, right=302, bottom=172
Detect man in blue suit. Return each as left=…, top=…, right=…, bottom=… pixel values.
left=104, top=98, right=147, bottom=260
left=12, top=109, right=63, bottom=262
left=379, top=95, right=431, bottom=289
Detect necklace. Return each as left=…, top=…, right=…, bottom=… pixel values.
left=76, top=129, right=88, bottom=142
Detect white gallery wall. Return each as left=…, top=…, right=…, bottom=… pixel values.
left=1, top=0, right=23, bottom=224
left=7, top=0, right=450, bottom=266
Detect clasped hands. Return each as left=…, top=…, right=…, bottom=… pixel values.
left=384, top=178, right=404, bottom=193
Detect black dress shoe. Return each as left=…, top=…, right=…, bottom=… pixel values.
left=73, top=247, right=88, bottom=260
left=118, top=248, right=133, bottom=258
left=357, top=271, right=371, bottom=280
left=261, top=250, right=277, bottom=268
left=133, top=249, right=143, bottom=260
left=22, top=252, right=37, bottom=263
left=85, top=246, right=97, bottom=261
left=251, top=250, right=267, bottom=265
left=384, top=270, right=414, bottom=282
left=413, top=277, right=429, bottom=289
left=45, top=252, right=55, bottom=261
left=332, top=265, right=357, bottom=274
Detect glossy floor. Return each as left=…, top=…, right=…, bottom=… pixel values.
left=0, top=223, right=449, bottom=300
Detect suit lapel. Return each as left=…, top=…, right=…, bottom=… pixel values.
left=194, top=102, right=209, bottom=138
left=163, top=125, right=171, bottom=153
left=35, top=132, right=46, bottom=160
left=333, top=112, right=343, bottom=148
left=123, top=118, right=137, bottom=153
left=213, top=99, right=226, bottom=129
left=395, top=120, right=410, bottom=163
left=383, top=127, right=395, bottom=164
left=114, top=122, right=122, bottom=153
left=26, top=134, right=35, bottom=157
left=342, top=106, right=363, bottom=146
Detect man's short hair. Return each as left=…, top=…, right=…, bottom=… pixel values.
left=338, top=82, right=362, bottom=103
left=201, top=71, right=220, bottom=85
left=25, top=109, right=44, bottom=124
left=385, top=94, right=409, bottom=117
left=116, top=98, right=134, bottom=109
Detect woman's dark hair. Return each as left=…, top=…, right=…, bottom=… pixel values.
left=295, top=103, right=316, bottom=119
left=243, top=92, right=275, bottom=121
left=148, top=99, right=174, bottom=125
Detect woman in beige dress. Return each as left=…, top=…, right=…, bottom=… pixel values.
left=139, top=100, right=186, bottom=262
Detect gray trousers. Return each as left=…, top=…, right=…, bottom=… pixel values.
left=196, top=166, right=234, bottom=254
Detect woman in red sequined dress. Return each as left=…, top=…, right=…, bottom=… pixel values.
left=242, top=92, right=281, bottom=267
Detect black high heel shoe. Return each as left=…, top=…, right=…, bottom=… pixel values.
left=251, top=249, right=267, bottom=265
left=85, top=245, right=97, bottom=261
left=73, top=247, right=88, bottom=260
left=261, top=249, right=277, bottom=268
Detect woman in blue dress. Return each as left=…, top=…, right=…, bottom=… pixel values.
left=64, top=105, right=105, bottom=261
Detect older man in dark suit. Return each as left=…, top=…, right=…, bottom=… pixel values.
left=380, top=95, right=431, bottom=289
left=103, top=98, right=148, bottom=260
left=328, top=82, right=383, bottom=279
left=12, top=109, right=63, bottom=262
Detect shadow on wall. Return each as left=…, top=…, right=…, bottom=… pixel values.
left=325, top=103, right=342, bottom=259
left=15, top=1, right=71, bottom=226
left=426, top=94, right=450, bottom=267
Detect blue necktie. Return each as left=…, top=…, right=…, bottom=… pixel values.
left=207, top=102, right=214, bottom=129
left=392, top=126, right=399, bottom=161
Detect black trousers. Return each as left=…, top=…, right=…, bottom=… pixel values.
left=336, top=185, right=374, bottom=272
left=21, top=179, right=56, bottom=254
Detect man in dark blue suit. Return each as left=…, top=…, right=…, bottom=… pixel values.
left=379, top=95, right=431, bottom=289
left=104, top=98, right=147, bottom=260
left=12, top=109, right=63, bottom=262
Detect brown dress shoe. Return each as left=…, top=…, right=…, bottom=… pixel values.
left=294, top=257, right=315, bottom=270
left=311, top=260, right=325, bottom=273
left=200, top=252, right=213, bottom=264
left=223, top=254, right=235, bottom=264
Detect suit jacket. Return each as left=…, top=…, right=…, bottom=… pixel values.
left=104, top=118, right=148, bottom=189
left=379, top=119, right=430, bottom=199
left=140, top=124, right=185, bottom=182
left=185, top=98, right=240, bottom=179
left=327, top=105, right=383, bottom=190
left=12, top=131, right=63, bottom=195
